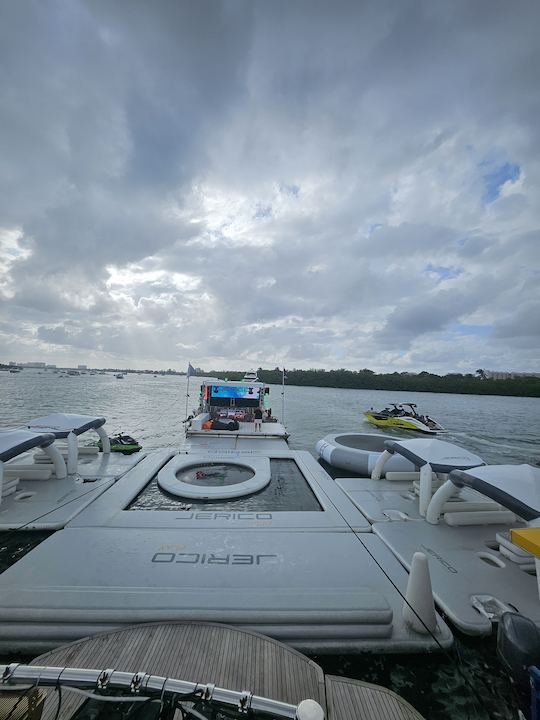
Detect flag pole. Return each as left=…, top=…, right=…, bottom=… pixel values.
left=281, top=367, right=285, bottom=425
left=184, top=363, right=195, bottom=421
left=184, top=374, right=190, bottom=421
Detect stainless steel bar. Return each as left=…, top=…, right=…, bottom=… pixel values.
left=0, top=665, right=307, bottom=719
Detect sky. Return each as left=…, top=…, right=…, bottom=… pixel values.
left=1, top=0, right=539, bottom=373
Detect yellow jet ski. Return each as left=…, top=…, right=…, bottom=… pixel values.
left=363, top=403, right=445, bottom=434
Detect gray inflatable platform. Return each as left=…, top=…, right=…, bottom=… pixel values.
left=0, top=525, right=452, bottom=655
left=336, top=478, right=503, bottom=524
left=373, top=520, right=535, bottom=636
left=0, top=450, right=453, bottom=654
left=0, top=449, right=147, bottom=531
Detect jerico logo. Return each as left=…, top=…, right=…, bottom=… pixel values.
left=152, top=552, right=279, bottom=565
left=176, top=512, right=272, bottom=521
left=420, top=544, right=458, bottom=574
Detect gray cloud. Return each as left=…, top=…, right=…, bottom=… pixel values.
left=1, top=0, right=539, bottom=372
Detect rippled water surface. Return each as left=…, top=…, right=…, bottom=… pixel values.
left=1, top=369, right=539, bottom=719
left=1, top=370, right=538, bottom=466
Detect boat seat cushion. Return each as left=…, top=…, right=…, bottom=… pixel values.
left=27, top=413, right=106, bottom=438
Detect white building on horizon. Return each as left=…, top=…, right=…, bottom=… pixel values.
left=484, top=369, right=540, bottom=380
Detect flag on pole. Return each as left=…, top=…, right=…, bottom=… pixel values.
left=187, top=363, right=196, bottom=377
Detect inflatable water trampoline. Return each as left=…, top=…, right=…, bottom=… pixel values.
left=316, top=432, right=415, bottom=475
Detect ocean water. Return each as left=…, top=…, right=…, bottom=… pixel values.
left=1, top=369, right=539, bottom=719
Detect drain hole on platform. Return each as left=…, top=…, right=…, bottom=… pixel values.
left=477, top=551, right=505, bottom=568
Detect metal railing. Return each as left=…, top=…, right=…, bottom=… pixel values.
left=1, top=664, right=324, bottom=719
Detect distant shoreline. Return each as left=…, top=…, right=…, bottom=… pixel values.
left=2, top=364, right=539, bottom=398
left=205, top=369, right=540, bottom=399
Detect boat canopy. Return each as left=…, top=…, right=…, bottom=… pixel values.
left=449, top=465, right=540, bottom=521
left=27, top=413, right=106, bottom=438
left=0, top=428, right=56, bottom=462
left=384, top=438, right=484, bottom=474
left=0, top=428, right=68, bottom=494
left=26, top=413, right=110, bottom=474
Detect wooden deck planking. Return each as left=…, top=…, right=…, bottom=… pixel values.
left=31, top=622, right=325, bottom=720
left=325, top=674, right=425, bottom=720
left=29, top=623, right=427, bottom=720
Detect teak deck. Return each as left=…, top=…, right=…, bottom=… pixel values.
left=31, top=622, right=424, bottom=720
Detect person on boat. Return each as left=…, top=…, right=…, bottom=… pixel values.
left=254, top=405, right=263, bottom=432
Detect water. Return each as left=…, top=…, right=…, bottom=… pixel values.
left=129, top=458, right=323, bottom=512
left=1, top=369, right=539, bottom=719
left=1, top=370, right=538, bottom=466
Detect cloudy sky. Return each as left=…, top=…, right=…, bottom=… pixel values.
left=1, top=1, right=539, bottom=373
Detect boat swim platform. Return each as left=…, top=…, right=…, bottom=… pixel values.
left=29, top=622, right=425, bottom=720
left=0, top=452, right=452, bottom=654
left=373, top=520, right=536, bottom=636
left=0, top=450, right=148, bottom=531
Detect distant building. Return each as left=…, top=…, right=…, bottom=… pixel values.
left=9, top=361, right=51, bottom=368
left=484, top=370, right=540, bottom=380
left=78, top=364, right=87, bottom=371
